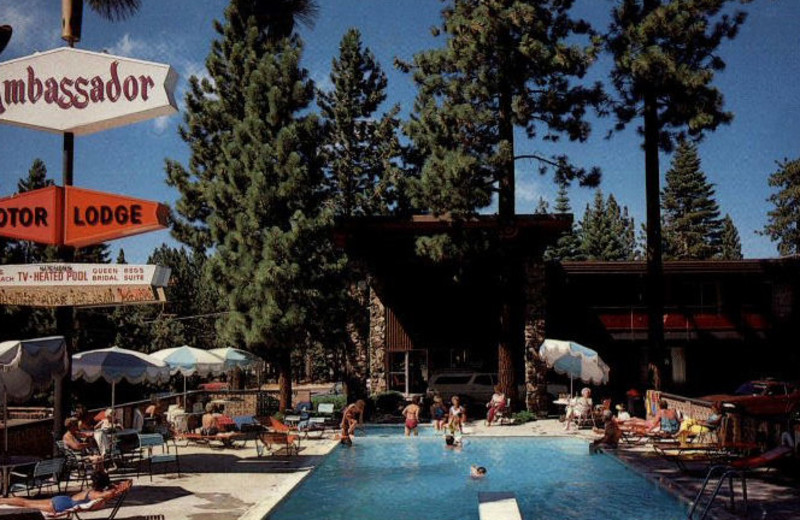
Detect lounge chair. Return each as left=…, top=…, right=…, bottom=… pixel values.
left=44, top=479, right=133, bottom=520
left=256, top=430, right=300, bottom=457
left=688, top=445, right=793, bottom=520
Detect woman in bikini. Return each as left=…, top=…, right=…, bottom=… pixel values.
left=448, top=395, right=466, bottom=434
left=0, top=471, right=131, bottom=515
left=402, top=396, right=421, bottom=436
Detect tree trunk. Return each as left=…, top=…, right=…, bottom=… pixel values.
left=643, top=90, right=667, bottom=389
left=276, top=348, right=292, bottom=412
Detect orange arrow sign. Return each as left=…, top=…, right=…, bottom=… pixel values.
left=0, top=186, right=168, bottom=247
left=0, top=185, right=62, bottom=244
left=64, top=186, right=169, bottom=247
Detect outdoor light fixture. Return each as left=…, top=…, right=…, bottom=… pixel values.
left=0, top=25, right=11, bottom=55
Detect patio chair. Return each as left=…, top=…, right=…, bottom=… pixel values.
left=9, top=457, right=66, bottom=497
left=135, top=433, right=180, bottom=482
left=55, top=441, right=96, bottom=491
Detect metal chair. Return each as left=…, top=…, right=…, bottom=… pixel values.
left=135, top=433, right=180, bottom=481
left=9, top=457, right=66, bottom=497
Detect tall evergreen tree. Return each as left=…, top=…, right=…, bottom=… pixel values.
left=166, top=0, right=335, bottom=410
left=661, top=140, right=723, bottom=260
left=763, top=158, right=800, bottom=256
left=606, top=0, right=749, bottom=385
left=317, top=28, right=406, bottom=399
left=403, top=0, right=603, bottom=406
left=545, top=183, right=582, bottom=261
left=317, top=28, right=405, bottom=217
left=719, top=214, right=743, bottom=260
left=11, top=159, right=58, bottom=264
left=579, top=190, right=636, bottom=261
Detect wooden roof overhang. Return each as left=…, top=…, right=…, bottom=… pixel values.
left=334, top=214, right=572, bottom=266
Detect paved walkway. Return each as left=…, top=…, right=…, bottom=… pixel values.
left=31, top=419, right=800, bottom=520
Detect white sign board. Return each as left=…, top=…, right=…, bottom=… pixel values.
left=0, top=264, right=171, bottom=287
left=0, top=47, right=177, bottom=135
left=0, top=264, right=170, bottom=307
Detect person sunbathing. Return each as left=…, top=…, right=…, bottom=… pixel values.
left=677, top=401, right=724, bottom=444
left=0, top=471, right=131, bottom=515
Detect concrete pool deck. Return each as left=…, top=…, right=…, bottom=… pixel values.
left=46, top=419, right=800, bottom=520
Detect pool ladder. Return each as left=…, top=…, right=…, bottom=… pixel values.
left=687, top=465, right=748, bottom=520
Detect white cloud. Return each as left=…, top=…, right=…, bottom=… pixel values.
left=2, top=2, right=61, bottom=54
left=151, top=115, right=171, bottom=134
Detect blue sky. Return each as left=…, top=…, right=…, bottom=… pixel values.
left=0, top=0, right=798, bottom=263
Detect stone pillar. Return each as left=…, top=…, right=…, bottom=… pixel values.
left=523, top=259, right=548, bottom=415
left=343, top=277, right=370, bottom=401
left=368, top=282, right=388, bottom=395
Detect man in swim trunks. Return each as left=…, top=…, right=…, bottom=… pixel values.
left=402, top=395, right=421, bottom=436
left=0, top=471, right=131, bottom=515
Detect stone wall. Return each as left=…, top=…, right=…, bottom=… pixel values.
left=523, top=259, right=548, bottom=414
left=368, top=284, right=388, bottom=394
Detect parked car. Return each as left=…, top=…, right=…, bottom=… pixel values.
left=426, top=371, right=564, bottom=405
left=701, top=379, right=800, bottom=416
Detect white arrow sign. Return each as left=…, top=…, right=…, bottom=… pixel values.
left=0, top=47, right=177, bottom=135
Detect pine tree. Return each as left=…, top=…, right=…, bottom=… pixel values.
left=11, top=159, right=58, bottom=264
left=166, top=0, right=335, bottom=410
left=763, top=158, right=800, bottom=256
left=607, top=0, right=749, bottom=382
left=545, top=183, right=582, bottom=261
left=317, top=28, right=407, bottom=399
left=719, top=214, right=743, bottom=260
left=402, top=0, right=603, bottom=406
left=579, top=190, right=636, bottom=261
left=661, top=140, right=723, bottom=260
left=534, top=197, right=550, bottom=214
left=317, top=28, right=405, bottom=217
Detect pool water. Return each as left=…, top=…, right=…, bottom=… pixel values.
left=266, top=427, right=688, bottom=520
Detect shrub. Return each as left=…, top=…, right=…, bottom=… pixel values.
left=371, top=391, right=406, bottom=416
left=512, top=410, right=537, bottom=424
left=311, top=394, right=346, bottom=411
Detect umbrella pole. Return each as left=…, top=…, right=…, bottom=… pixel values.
left=111, top=381, right=115, bottom=411
left=4, top=389, right=7, bottom=454
left=570, top=375, right=574, bottom=399
left=183, top=375, right=187, bottom=409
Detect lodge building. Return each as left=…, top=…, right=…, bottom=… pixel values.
left=337, top=214, right=800, bottom=411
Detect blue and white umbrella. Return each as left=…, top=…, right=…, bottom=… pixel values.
left=0, top=336, right=68, bottom=452
left=208, top=347, right=263, bottom=370
left=538, top=339, right=610, bottom=396
left=152, top=345, right=225, bottom=406
left=72, top=346, right=171, bottom=410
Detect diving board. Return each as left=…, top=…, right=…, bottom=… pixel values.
left=478, top=492, right=523, bottom=520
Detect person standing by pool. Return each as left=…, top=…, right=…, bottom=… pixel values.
left=430, top=395, right=447, bottom=431
left=340, top=399, right=366, bottom=444
left=402, top=396, right=421, bottom=436
left=449, top=395, right=466, bottom=433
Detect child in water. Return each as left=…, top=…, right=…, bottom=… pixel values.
left=470, top=465, right=487, bottom=478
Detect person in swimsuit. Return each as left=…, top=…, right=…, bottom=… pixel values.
left=470, top=465, right=487, bottom=478
left=0, top=471, right=131, bottom=515
left=448, top=395, right=466, bottom=433
left=402, top=396, right=421, bottom=437
left=340, top=399, right=366, bottom=444
left=652, top=399, right=681, bottom=435
left=430, top=395, right=447, bottom=431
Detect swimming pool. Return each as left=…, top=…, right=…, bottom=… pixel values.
left=266, top=427, right=688, bottom=520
